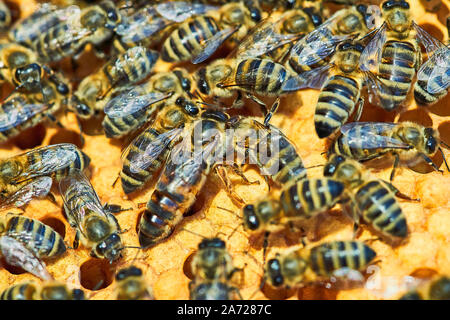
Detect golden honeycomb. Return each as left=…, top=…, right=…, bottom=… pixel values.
left=0, top=0, right=449, bottom=300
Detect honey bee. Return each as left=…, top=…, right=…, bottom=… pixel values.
left=399, top=276, right=450, bottom=300
left=29, top=0, right=122, bottom=63
left=0, top=79, right=68, bottom=143
left=70, top=46, right=159, bottom=120
left=102, top=68, right=193, bottom=138
left=324, top=154, right=413, bottom=239
left=0, top=281, right=85, bottom=300
left=285, top=4, right=375, bottom=76
left=0, top=41, right=70, bottom=99
left=115, top=266, right=154, bottom=300
left=160, top=2, right=259, bottom=64
left=0, top=0, right=11, bottom=32
left=359, top=0, right=444, bottom=110
left=118, top=95, right=200, bottom=195
left=264, top=240, right=376, bottom=288
left=0, top=143, right=90, bottom=208
left=189, top=237, right=242, bottom=300
left=413, top=41, right=449, bottom=106
left=58, top=170, right=128, bottom=262
left=328, top=121, right=450, bottom=181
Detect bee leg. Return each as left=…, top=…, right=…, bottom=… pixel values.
left=103, top=203, right=132, bottom=214
left=262, top=231, right=270, bottom=265
left=353, top=98, right=364, bottom=122
left=112, top=174, right=120, bottom=188
left=230, top=91, right=244, bottom=109
left=246, top=93, right=267, bottom=117
left=214, top=165, right=245, bottom=206
left=230, top=286, right=244, bottom=300
left=46, top=192, right=57, bottom=204
left=420, top=153, right=444, bottom=174
left=381, top=180, right=420, bottom=201
left=45, top=111, right=64, bottom=128
left=74, top=117, right=86, bottom=147
left=264, top=98, right=280, bottom=126
left=230, top=164, right=259, bottom=185
left=389, top=153, right=400, bottom=182
left=73, top=231, right=80, bottom=249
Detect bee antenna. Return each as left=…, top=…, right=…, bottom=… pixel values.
left=179, top=228, right=207, bottom=239
left=226, top=223, right=243, bottom=241
left=304, top=164, right=325, bottom=169
left=438, top=147, right=450, bottom=172
left=215, top=206, right=243, bottom=219
left=440, top=140, right=450, bottom=149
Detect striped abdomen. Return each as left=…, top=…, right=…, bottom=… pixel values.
left=235, top=58, right=291, bottom=96
left=161, top=16, right=220, bottom=63
left=279, top=178, right=344, bottom=218
left=355, top=180, right=407, bottom=238
left=102, top=47, right=158, bottom=89
left=309, top=241, right=376, bottom=276
left=378, top=40, right=418, bottom=110
left=102, top=106, right=152, bottom=138
left=0, top=283, right=36, bottom=300
left=5, top=216, right=66, bottom=259
left=315, top=75, right=360, bottom=138
left=138, top=155, right=210, bottom=248
left=120, top=128, right=171, bottom=194
left=414, top=63, right=449, bottom=106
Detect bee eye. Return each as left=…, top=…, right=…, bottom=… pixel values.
left=267, top=259, right=283, bottom=287
left=185, top=103, right=199, bottom=116
left=243, top=205, right=259, bottom=230
left=57, top=83, right=69, bottom=95
left=249, top=8, right=261, bottom=22
left=355, top=44, right=364, bottom=52
left=107, top=10, right=118, bottom=21
left=383, top=0, right=396, bottom=9
left=400, top=0, right=410, bottom=9
left=356, top=4, right=367, bottom=15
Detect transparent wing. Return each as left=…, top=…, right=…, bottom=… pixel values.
left=417, top=45, right=450, bottom=94
left=128, top=127, right=186, bottom=173
left=360, top=23, right=387, bottom=73
left=14, top=143, right=80, bottom=182
left=413, top=21, right=447, bottom=58
left=229, top=18, right=302, bottom=60
left=364, top=71, right=395, bottom=110
left=58, top=170, right=105, bottom=237
left=0, top=176, right=52, bottom=210
left=341, top=122, right=410, bottom=150
left=0, top=101, right=48, bottom=132
left=104, top=87, right=171, bottom=118
left=0, top=236, right=53, bottom=281
left=282, top=64, right=333, bottom=91
left=156, top=2, right=218, bottom=23
left=192, top=26, right=240, bottom=64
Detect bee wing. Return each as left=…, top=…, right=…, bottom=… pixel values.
left=416, top=45, right=450, bottom=94
left=14, top=143, right=80, bottom=182
left=0, top=176, right=52, bottom=210
left=413, top=21, right=447, bottom=58
left=104, top=86, right=171, bottom=118
left=282, top=64, right=332, bottom=91
left=127, top=127, right=186, bottom=174
left=58, top=170, right=106, bottom=236
left=341, top=122, right=410, bottom=150
left=0, top=236, right=53, bottom=281
left=0, top=102, right=48, bottom=132
left=155, top=2, right=218, bottom=23
left=359, top=23, right=387, bottom=73
left=363, top=71, right=395, bottom=110
left=228, top=18, right=301, bottom=60
left=192, top=26, right=240, bottom=64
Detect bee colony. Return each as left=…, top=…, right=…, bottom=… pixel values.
left=0, top=0, right=448, bottom=300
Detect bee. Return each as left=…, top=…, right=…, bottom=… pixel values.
left=0, top=79, right=68, bottom=143
left=160, top=2, right=259, bottom=64
left=102, top=68, right=193, bottom=138
left=59, top=170, right=128, bottom=262
left=359, top=0, right=444, bottom=110
left=115, top=266, right=153, bottom=300
left=0, top=41, right=70, bottom=99
left=0, top=0, right=11, bottom=32
left=0, top=281, right=85, bottom=300
left=324, top=154, right=413, bottom=239
left=193, top=18, right=305, bottom=119
left=413, top=42, right=449, bottom=106
left=137, top=109, right=228, bottom=248
left=0, top=143, right=90, bottom=208
left=399, top=276, right=450, bottom=300
left=189, top=237, right=242, bottom=300
left=29, top=0, right=122, bottom=63
left=328, top=121, right=450, bottom=181
left=70, top=46, right=159, bottom=120
left=264, top=240, right=376, bottom=288
left=285, top=4, right=374, bottom=76
left=118, top=95, right=200, bottom=195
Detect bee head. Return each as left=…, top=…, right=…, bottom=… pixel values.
left=303, top=7, right=323, bottom=28
left=249, top=7, right=262, bottom=22
left=70, top=95, right=95, bottom=119
left=173, top=69, right=192, bottom=93
left=242, top=204, right=260, bottom=231
left=40, top=285, right=70, bottom=300
left=323, top=154, right=346, bottom=177
left=100, top=0, right=121, bottom=29
left=265, top=258, right=284, bottom=287
left=382, top=0, right=411, bottom=33
left=198, top=237, right=226, bottom=250
left=115, top=266, right=143, bottom=281
left=242, top=200, right=281, bottom=232
left=71, top=289, right=85, bottom=300
left=196, top=238, right=228, bottom=279
left=14, top=63, right=43, bottom=92
left=429, top=277, right=450, bottom=300
left=324, top=154, right=362, bottom=187
left=93, top=233, right=123, bottom=262
left=423, top=127, right=439, bottom=155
